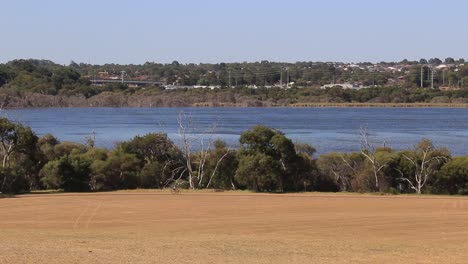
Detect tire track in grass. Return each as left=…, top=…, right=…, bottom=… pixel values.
left=85, top=201, right=103, bottom=229
left=73, top=201, right=91, bottom=230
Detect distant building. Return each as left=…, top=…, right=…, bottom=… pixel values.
left=97, top=71, right=109, bottom=78
left=320, top=83, right=366, bottom=90
left=164, top=85, right=220, bottom=90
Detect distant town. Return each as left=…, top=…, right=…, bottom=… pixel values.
left=80, top=58, right=467, bottom=91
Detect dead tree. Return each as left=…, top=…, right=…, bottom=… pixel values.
left=396, top=139, right=449, bottom=194
left=317, top=153, right=358, bottom=192
left=177, top=112, right=232, bottom=189
left=205, top=149, right=233, bottom=189
left=359, top=125, right=391, bottom=192
left=177, top=112, right=195, bottom=188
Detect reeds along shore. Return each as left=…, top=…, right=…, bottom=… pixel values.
left=289, top=103, right=468, bottom=108
left=192, top=102, right=468, bottom=108
left=4, top=92, right=467, bottom=108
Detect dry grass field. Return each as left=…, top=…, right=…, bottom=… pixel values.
left=1, top=191, right=468, bottom=264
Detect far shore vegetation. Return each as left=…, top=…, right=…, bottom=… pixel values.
left=1, top=58, right=468, bottom=108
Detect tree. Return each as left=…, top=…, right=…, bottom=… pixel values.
left=317, top=152, right=363, bottom=192
left=40, top=156, right=91, bottom=192
left=53, top=141, right=87, bottom=158
left=360, top=125, right=393, bottom=191
left=58, top=156, right=91, bottom=192
left=0, top=65, right=15, bottom=87
left=0, top=118, right=40, bottom=193
left=10, top=59, right=37, bottom=73
left=74, top=148, right=108, bottom=191
left=458, top=65, right=468, bottom=78
left=429, top=58, right=442, bottom=65
left=236, top=125, right=315, bottom=192
left=38, top=134, right=60, bottom=161
left=120, top=133, right=181, bottom=164
left=203, top=140, right=237, bottom=189
left=395, top=139, right=450, bottom=194
left=434, top=157, right=468, bottom=195
left=294, top=142, right=316, bottom=158
left=138, top=162, right=167, bottom=188
left=119, top=133, right=184, bottom=188
left=39, top=160, right=62, bottom=189
left=52, top=67, right=81, bottom=89
left=444, top=57, right=455, bottom=64
left=177, top=112, right=232, bottom=189
left=177, top=112, right=198, bottom=189
left=91, top=150, right=141, bottom=190
left=447, top=71, right=459, bottom=87
left=235, top=153, right=282, bottom=192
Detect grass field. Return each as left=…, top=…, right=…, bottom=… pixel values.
left=1, top=191, right=468, bottom=264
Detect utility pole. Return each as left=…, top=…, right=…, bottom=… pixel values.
left=280, top=68, right=283, bottom=87
left=442, top=70, right=445, bottom=87
left=420, top=66, right=424, bottom=88
left=286, top=67, right=290, bottom=88
left=372, top=71, right=375, bottom=86
left=458, top=70, right=461, bottom=88
left=121, top=71, right=126, bottom=84
left=431, top=68, right=434, bottom=89
left=228, top=70, right=231, bottom=88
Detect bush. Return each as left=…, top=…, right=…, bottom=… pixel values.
left=434, top=157, right=468, bottom=195
left=40, top=160, right=62, bottom=189
left=235, top=153, right=282, bottom=192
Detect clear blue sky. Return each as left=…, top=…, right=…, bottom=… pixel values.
left=1, top=0, right=466, bottom=64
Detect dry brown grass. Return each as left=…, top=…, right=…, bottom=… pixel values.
left=1, top=191, right=468, bottom=264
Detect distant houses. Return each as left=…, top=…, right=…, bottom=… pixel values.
left=164, top=84, right=221, bottom=90
left=320, top=83, right=370, bottom=90
left=84, top=60, right=467, bottom=90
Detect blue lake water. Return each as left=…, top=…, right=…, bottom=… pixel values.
left=2, top=107, right=468, bottom=156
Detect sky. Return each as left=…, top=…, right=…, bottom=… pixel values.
left=1, top=0, right=467, bottom=65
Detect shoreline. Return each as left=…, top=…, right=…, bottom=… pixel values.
left=3, top=103, right=468, bottom=109
left=288, top=102, right=468, bottom=108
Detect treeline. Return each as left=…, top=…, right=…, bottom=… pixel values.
left=1, top=117, right=467, bottom=195
left=1, top=59, right=468, bottom=108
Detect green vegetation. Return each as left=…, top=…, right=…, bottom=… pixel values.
left=1, top=59, right=468, bottom=107
left=1, top=118, right=467, bottom=196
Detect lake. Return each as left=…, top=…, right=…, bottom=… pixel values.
left=2, top=107, right=468, bottom=156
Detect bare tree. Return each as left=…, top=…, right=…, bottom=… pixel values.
left=396, top=139, right=449, bottom=194
left=359, top=125, right=391, bottom=191
left=177, top=112, right=195, bottom=188
left=205, top=149, right=233, bottom=189
left=317, top=153, right=361, bottom=192
left=84, top=130, right=97, bottom=148
left=177, top=112, right=232, bottom=189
